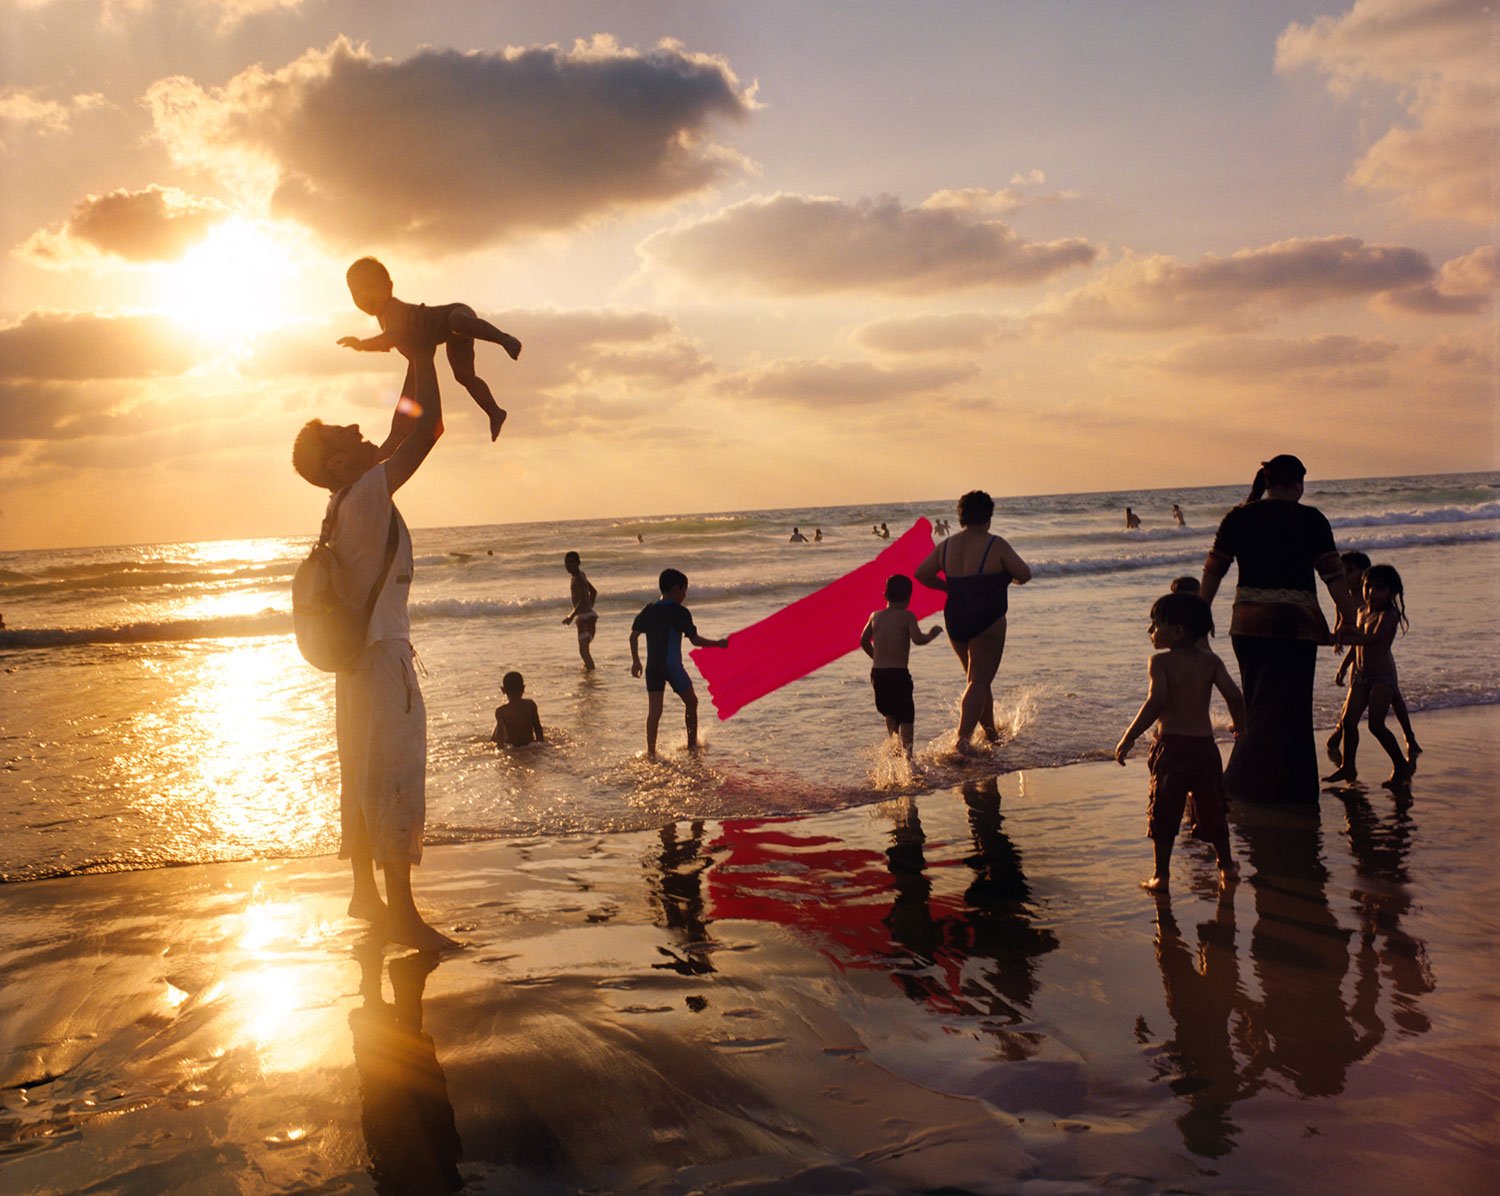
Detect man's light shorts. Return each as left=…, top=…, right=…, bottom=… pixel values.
left=336, top=639, right=426, bottom=865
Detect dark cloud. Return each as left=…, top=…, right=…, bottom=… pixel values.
left=854, top=312, right=1023, bottom=355
left=1378, top=244, right=1497, bottom=315
left=21, top=186, right=227, bottom=264
left=641, top=192, right=1098, bottom=296
left=146, top=36, right=755, bottom=252
left=722, top=357, right=978, bottom=407
left=1043, top=236, right=1434, bottom=332
left=0, top=311, right=205, bottom=380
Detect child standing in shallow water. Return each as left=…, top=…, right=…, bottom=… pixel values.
left=1327, top=552, right=1420, bottom=767
left=1324, top=564, right=1414, bottom=789
left=630, top=569, right=728, bottom=759
left=338, top=256, right=522, bottom=445
left=1115, top=593, right=1246, bottom=892
left=859, top=574, right=944, bottom=757
left=562, top=551, right=598, bottom=671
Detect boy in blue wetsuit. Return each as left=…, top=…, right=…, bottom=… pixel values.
left=630, top=568, right=729, bottom=759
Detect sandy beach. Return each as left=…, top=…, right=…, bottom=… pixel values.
left=2, top=704, right=1496, bottom=1194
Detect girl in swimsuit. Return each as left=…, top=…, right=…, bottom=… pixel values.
left=915, top=490, right=1032, bottom=753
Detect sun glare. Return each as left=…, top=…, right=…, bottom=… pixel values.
left=157, top=219, right=297, bottom=342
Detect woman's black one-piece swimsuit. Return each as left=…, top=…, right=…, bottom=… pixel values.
left=943, top=536, right=1011, bottom=642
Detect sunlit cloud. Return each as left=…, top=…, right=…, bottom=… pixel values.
left=1276, top=0, right=1492, bottom=224
left=144, top=35, right=756, bottom=252
left=1121, top=333, right=1399, bottom=388
left=20, top=185, right=229, bottom=265
left=641, top=191, right=1098, bottom=296
left=1040, top=236, right=1435, bottom=333
left=0, top=310, right=204, bottom=380
left=1378, top=244, right=1498, bottom=316
left=721, top=357, right=978, bottom=407
left=0, top=86, right=106, bottom=141
left=99, top=0, right=306, bottom=33
left=853, top=312, right=1023, bottom=355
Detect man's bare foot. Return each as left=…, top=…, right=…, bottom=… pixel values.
left=501, top=334, right=522, bottom=361
left=1325, top=734, right=1343, bottom=766
left=1141, top=876, right=1169, bottom=893
left=348, top=890, right=388, bottom=924
left=1218, top=862, right=1240, bottom=886
left=489, top=409, right=507, bottom=440
left=1323, top=766, right=1357, bottom=783
left=386, top=915, right=460, bottom=952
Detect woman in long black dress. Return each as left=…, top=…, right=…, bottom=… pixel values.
left=1199, top=455, right=1358, bottom=805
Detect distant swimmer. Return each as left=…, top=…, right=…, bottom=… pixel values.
left=789, top=527, right=808, bottom=543
left=562, top=550, right=598, bottom=671
left=879, top=522, right=891, bottom=540
left=814, top=528, right=823, bottom=542
left=637, top=533, right=644, bottom=544
left=1125, top=507, right=1142, bottom=531
left=1172, top=503, right=1185, bottom=528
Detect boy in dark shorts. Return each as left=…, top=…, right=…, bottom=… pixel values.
left=492, top=671, right=544, bottom=747
left=1115, top=593, right=1246, bottom=893
left=860, top=574, right=944, bottom=756
left=629, top=569, right=728, bottom=759
left=338, top=256, right=522, bottom=444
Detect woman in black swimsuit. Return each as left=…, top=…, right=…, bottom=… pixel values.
left=915, top=490, right=1032, bottom=753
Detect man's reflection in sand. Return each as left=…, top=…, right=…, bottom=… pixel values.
left=350, top=943, right=462, bottom=1195
left=651, top=820, right=715, bottom=976
left=882, top=779, right=1058, bottom=1050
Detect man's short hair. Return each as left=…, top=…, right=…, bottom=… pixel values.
left=884, top=574, right=913, bottom=603
left=1150, top=592, right=1215, bottom=641
left=1341, top=550, right=1371, bottom=573
left=292, top=419, right=336, bottom=489
left=346, top=256, right=391, bottom=289
left=957, top=489, right=995, bottom=527
left=658, top=568, right=688, bottom=594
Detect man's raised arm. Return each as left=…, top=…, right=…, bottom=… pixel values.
left=383, top=351, right=443, bottom=494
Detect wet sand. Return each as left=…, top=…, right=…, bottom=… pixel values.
left=2, top=705, right=1496, bottom=1194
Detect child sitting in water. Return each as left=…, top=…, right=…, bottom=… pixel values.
left=630, top=569, right=728, bottom=759
left=1324, top=564, right=1414, bottom=789
left=1326, top=552, right=1420, bottom=767
left=492, top=671, right=544, bottom=747
left=338, top=256, right=522, bottom=445
left=1115, top=593, right=1245, bottom=893
left=859, top=574, right=944, bottom=757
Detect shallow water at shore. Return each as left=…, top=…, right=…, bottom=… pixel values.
left=2, top=706, right=1494, bottom=1193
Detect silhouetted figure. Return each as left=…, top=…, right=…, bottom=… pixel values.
left=651, top=820, right=715, bottom=976
left=1125, top=507, right=1141, bottom=530
left=350, top=944, right=463, bottom=1195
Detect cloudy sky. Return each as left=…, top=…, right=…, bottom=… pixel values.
left=0, top=0, right=1493, bottom=549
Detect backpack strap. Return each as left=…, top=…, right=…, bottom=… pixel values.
left=324, top=484, right=402, bottom=630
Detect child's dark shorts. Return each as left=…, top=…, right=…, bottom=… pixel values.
left=1147, top=734, right=1229, bottom=845
left=871, top=667, right=915, bottom=725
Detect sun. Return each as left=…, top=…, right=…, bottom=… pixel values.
left=156, top=218, right=299, bottom=342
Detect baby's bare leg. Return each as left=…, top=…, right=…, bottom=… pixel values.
left=445, top=338, right=506, bottom=439
left=450, top=308, right=522, bottom=359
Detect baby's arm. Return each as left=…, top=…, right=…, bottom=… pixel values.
left=860, top=616, right=877, bottom=659
left=1213, top=656, right=1247, bottom=735
left=1115, top=656, right=1167, bottom=763
left=338, top=331, right=397, bottom=352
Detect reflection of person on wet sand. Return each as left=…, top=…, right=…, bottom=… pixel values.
left=650, top=820, right=715, bottom=976
left=291, top=349, right=457, bottom=951
left=350, top=943, right=462, bottom=1195
left=1143, top=892, right=1247, bottom=1159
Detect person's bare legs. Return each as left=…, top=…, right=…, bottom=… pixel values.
left=381, top=860, right=458, bottom=951
left=956, top=619, right=1007, bottom=750
left=1325, top=686, right=1369, bottom=782
left=1142, top=838, right=1171, bottom=892
left=645, top=690, right=665, bottom=758
left=450, top=309, right=522, bottom=360
left=1366, top=686, right=1411, bottom=786
left=348, top=852, right=387, bottom=924
left=578, top=634, right=595, bottom=671
left=1392, top=690, right=1420, bottom=758
left=683, top=687, right=700, bottom=750
left=897, top=721, right=915, bottom=757
left=446, top=336, right=506, bottom=440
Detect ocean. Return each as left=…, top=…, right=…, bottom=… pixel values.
left=3, top=471, right=1497, bottom=884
